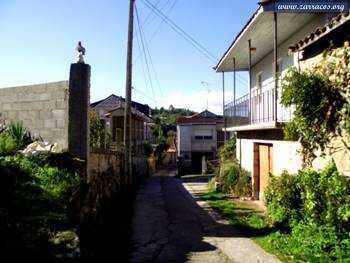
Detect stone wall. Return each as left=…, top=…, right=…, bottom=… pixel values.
left=312, top=137, right=350, bottom=177
left=89, top=150, right=148, bottom=184
left=89, top=150, right=123, bottom=183
left=0, top=81, right=69, bottom=148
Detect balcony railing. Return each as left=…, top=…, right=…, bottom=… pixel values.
left=224, top=79, right=292, bottom=128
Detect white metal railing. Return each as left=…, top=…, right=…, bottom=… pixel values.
left=224, top=79, right=292, bottom=127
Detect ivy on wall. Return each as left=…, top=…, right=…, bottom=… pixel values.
left=281, top=41, right=350, bottom=166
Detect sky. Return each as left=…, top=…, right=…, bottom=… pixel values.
left=0, top=0, right=258, bottom=114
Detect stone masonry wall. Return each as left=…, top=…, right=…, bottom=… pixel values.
left=0, top=81, right=69, bottom=148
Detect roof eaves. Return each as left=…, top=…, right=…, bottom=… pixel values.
left=215, top=6, right=263, bottom=72
left=288, top=12, right=350, bottom=53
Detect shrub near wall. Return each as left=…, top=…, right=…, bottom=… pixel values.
left=216, top=139, right=252, bottom=197
left=264, top=163, right=350, bottom=261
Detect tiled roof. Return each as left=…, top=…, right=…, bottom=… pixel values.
left=289, top=12, right=350, bottom=53
left=177, top=110, right=223, bottom=124
left=105, top=106, right=153, bottom=122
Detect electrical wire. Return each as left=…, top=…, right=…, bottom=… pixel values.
left=135, top=5, right=156, bottom=99
left=144, top=0, right=178, bottom=46
left=134, top=20, right=151, bottom=97
left=133, top=0, right=177, bottom=64
left=141, top=0, right=218, bottom=63
left=133, top=87, right=158, bottom=103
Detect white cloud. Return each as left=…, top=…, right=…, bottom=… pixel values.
left=152, top=90, right=236, bottom=115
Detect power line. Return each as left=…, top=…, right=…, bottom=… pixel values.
left=135, top=5, right=156, bottom=99
left=135, top=3, right=164, bottom=98
left=139, top=0, right=171, bottom=31
left=135, top=2, right=164, bottom=97
left=145, top=0, right=178, bottom=45
left=134, top=20, right=151, bottom=96
left=141, top=0, right=218, bottom=63
left=133, top=0, right=178, bottom=64
left=133, top=87, right=158, bottom=103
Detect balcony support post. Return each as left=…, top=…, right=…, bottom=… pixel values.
left=222, top=72, right=227, bottom=143
left=233, top=57, right=236, bottom=126
left=274, top=12, right=278, bottom=122
left=248, top=39, right=252, bottom=125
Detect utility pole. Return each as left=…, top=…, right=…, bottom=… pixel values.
left=124, top=0, right=135, bottom=186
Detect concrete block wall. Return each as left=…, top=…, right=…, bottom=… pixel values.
left=0, top=81, right=69, bottom=148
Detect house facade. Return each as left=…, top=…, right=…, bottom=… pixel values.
left=215, top=3, right=339, bottom=199
left=176, top=110, right=224, bottom=174
left=105, top=106, right=152, bottom=156
left=90, top=94, right=157, bottom=144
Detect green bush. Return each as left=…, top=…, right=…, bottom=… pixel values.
left=0, top=154, right=80, bottom=259
left=265, top=162, right=350, bottom=233
left=233, top=168, right=252, bottom=197
left=264, top=171, right=301, bottom=227
left=216, top=138, right=251, bottom=197
left=0, top=133, right=19, bottom=156
left=287, top=222, right=350, bottom=262
left=219, top=160, right=240, bottom=193
left=218, top=159, right=251, bottom=196
left=219, top=139, right=236, bottom=160
left=299, top=162, right=350, bottom=233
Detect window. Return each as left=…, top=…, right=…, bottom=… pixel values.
left=195, top=135, right=213, bottom=140
left=194, top=129, right=213, bottom=141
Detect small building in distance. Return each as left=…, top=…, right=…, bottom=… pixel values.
left=105, top=106, right=152, bottom=156
left=90, top=94, right=157, bottom=145
left=176, top=110, right=224, bottom=174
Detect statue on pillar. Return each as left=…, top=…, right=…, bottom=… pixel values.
left=76, top=41, right=86, bottom=63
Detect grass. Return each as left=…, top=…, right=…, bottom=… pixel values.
left=200, top=191, right=298, bottom=263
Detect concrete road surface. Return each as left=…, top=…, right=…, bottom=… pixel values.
left=130, top=173, right=281, bottom=263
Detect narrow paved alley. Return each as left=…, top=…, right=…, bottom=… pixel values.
left=130, top=171, right=281, bottom=263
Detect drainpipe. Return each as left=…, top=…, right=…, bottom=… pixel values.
left=248, top=39, right=252, bottom=125
left=222, top=72, right=226, bottom=143
left=274, top=12, right=278, bottom=123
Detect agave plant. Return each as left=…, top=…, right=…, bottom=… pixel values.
left=8, top=122, right=32, bottom=147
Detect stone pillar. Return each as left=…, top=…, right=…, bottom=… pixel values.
left=68, top=63, right=90, bottom=161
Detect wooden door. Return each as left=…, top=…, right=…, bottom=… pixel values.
left=258, top=144, right=273, bottom=200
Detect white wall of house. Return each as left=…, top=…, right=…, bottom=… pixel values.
left=250, top=14, right=329, bottom=90
left=177, top=124, right=220, bottom=156
left=237, top=138, right=303, bottom=176
left=177, top=125, right=192, bottom=156
left=191, top=124, right=218, bottom=152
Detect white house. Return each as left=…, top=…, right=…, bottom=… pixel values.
left=215, top=2, right=339, bottom=200
left=176, top=110, right=224, bottom=174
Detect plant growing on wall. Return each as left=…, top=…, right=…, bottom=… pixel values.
left=281, top=41, right=350, bottom=166
left=89, top=110, right=110, bottom=149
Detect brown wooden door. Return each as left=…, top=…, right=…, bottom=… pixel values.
left=258, top=144, right=273, bottom=200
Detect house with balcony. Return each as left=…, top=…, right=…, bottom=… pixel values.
left=176, top=110, right=224, bottom=174
left=215, top=2, right=339, bottom=200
